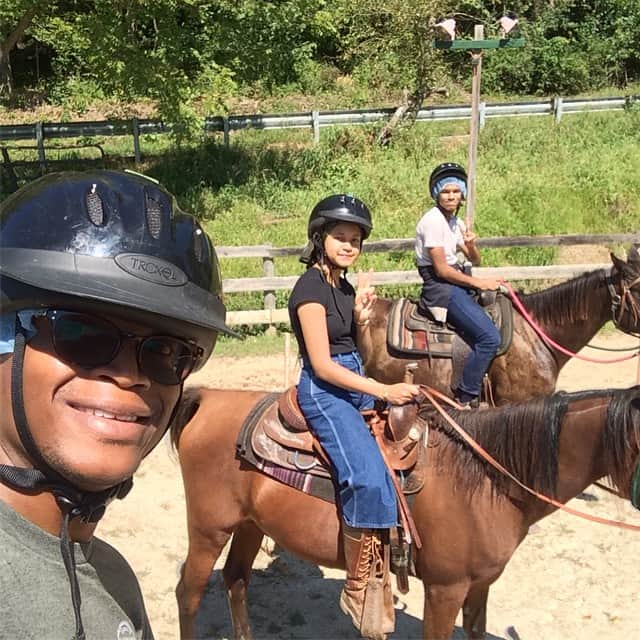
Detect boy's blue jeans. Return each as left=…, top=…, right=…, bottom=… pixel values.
left=297, top=352, right=398, bottom=529
left=447, top=285, right=501, bottom=398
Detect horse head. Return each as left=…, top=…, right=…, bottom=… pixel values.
left=609, top=246, right=640, bottom=336
left=603, top=385, right=640, bottom=510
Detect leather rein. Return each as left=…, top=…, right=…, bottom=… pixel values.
left=419, top=385, right=640, bottom=532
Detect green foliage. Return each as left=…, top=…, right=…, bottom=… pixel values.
left=482, top=0, right=640, bottom=95
left=203, top=0, right=341, bottom=92
left=4, top=0, right=640, bottom=123
left=337, top=0, right=446, bottom=98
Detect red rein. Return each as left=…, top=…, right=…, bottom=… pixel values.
left=502, top=282, right=640, bottom=364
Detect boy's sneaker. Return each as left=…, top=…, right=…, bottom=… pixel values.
left=454, top=395, right=480, bottom=410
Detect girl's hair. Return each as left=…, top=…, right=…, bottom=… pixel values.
left=305, top=224, right=336, bottom=269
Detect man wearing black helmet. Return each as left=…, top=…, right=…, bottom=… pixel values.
left=0, top=170, right=233, bottom=639
left=290, top=194, right=420, bottom=639
left=415, top=163, right=503, bottom=408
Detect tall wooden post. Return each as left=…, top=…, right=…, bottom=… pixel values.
left=466, top=25, right=484, bottom=231
left=435, top=25, right=524, bottom=229
left=262, top=254, right=277, bottom=335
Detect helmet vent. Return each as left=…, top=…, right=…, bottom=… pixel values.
left=145, top=193, right=162, bottom=239
left=86, top=185, right=105, bottom=226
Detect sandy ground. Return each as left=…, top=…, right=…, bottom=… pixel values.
left=100, top=332, right=640, bottom=640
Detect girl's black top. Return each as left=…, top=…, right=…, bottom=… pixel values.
left=288, top=267, right=357, bottom=361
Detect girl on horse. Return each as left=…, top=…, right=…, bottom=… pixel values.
left=415, top=163, right=503, bottom=408
left=288, top=194, right=420, bottom=639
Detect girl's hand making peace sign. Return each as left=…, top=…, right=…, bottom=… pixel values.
left=354, top=269, right=377, bottom=326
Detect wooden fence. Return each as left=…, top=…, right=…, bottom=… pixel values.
left=221, top=232, right=640, bottom=326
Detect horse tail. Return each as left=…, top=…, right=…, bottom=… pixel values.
left=170, top=387, right=202, bottom=450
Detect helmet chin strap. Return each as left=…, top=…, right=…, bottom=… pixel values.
left=0, top=324, right=135, bottom=640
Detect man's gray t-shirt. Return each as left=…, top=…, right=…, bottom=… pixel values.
left=0, top=498, right=153, bottom=640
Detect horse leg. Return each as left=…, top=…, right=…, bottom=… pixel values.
left=177, top=529, right=231, bottom=639
left=462, top=583, right=490, bottom=639
left=222, top=521, right=265, bottom=640
left=423, top=581, right=470, bottom=640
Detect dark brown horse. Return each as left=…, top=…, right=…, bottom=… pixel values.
left=359, top=248, right=640, bottom=403
left=172, top=384, right=640, bottom=639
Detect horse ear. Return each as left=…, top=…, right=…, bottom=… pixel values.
left=610, top=252, right=629, bottom=275
left=627, top=245, right=640, bottom=266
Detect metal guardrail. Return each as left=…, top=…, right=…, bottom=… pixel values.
left=1, top=94, right=637, bottom=189
left=0, top=95, right=636, bottom=145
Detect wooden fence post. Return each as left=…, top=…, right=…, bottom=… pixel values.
left=132, top=118, right=141, bottom=164
left=35, top=122, right=46, bottom=174
left=465, top=24, right=484, bottom=232
left=262, top=252, right=277, bottom=334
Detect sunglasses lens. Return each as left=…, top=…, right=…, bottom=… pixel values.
left=52, top=313, right=119, bottom=367
left=139, top=337, right=197, bottom=385
left=49, top=311, right=198, bottom=385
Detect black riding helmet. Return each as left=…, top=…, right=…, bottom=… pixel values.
left=1, top=169, right=237, bottom=364
left=300, top=194, right=373, bottom=264
left=429, top=162, right=467, bottom=200
left=307, top=193, right=373, bottom=239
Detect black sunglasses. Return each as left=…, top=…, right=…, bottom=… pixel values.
left=45, top=310, right=203, bottom=386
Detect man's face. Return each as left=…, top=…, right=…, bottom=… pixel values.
left=0, top=311, right=182, bottom=492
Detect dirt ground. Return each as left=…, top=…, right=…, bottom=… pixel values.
left=100, top=332, right=640, bottom=640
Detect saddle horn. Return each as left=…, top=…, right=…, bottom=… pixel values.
left=404, top=362, right=418, bottom=384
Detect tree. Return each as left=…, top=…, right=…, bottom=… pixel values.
left=0, top=1, right=49, bottom=98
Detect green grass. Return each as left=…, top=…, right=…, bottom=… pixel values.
left=4, top=107, right=639, bottom=326
left=213, top=328, right=293, bottom=357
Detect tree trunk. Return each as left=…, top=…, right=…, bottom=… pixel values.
left=0, top=8, right=38, bottom=99
left=0, top=47, right=13, bottom=98
left=377, top=88, right=410, bottom=147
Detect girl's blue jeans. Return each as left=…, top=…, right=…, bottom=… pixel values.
left=447, top=285, right=501, bottom=397
left=297, top=352, right=398, bottom=529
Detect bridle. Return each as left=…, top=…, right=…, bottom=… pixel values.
left=606, top=268, right=640, bottom=337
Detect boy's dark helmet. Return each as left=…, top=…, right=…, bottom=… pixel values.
left=428, top=162, right=467, bottom=198
left=0, top=170, right=236, bottom=366
left=307, top=194, right=373, bottom=239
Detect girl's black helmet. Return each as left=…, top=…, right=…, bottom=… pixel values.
left=0, top=170, right=235, bottom=366
left=307, top=194, right=373, bottom=240
left=429, top=162, right=467, bottom=198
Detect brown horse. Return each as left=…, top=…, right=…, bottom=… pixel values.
left=172, top=384, right=640, bottom=639
left=359, top=248, right=640, bottom=403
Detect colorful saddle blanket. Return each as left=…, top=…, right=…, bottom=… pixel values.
left=236, top=387, right=426, bottom=505
left=386, top=293, right=514, bottom=359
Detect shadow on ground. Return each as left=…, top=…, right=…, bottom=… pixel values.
left=193, top=549, right=508, bottom=640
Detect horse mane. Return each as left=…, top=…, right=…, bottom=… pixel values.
left=169, top=387, right=202, bottom=449
left=419, top=394, right=566, bottom=498
left=519, top=269, right=608, bottom=326
left=603, top=385, right=640, bottom=493
left=419, top=386, right=640, bottom=500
